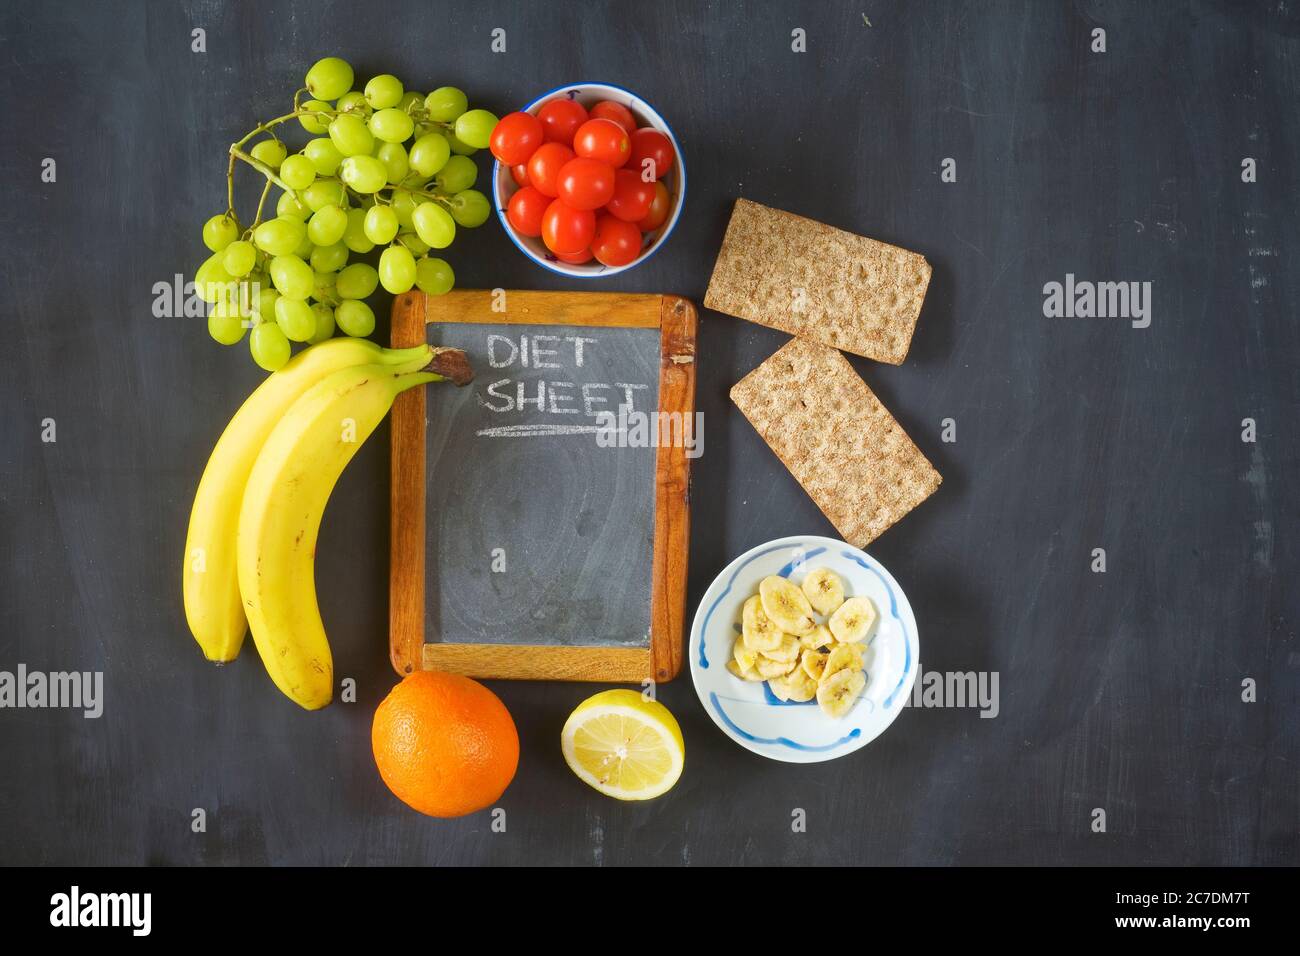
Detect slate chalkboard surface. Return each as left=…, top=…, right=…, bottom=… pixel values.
left=423, top=321, right=661, bottom=648
left=0, top=1, right=1296, bottom=866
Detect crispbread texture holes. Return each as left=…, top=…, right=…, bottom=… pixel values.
left=704, top=198, right=931, bottom=365
left=729, top=337, right=942, bottom=547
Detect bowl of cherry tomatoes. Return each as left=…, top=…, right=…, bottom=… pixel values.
left=489, top=82, right=684, bottom=277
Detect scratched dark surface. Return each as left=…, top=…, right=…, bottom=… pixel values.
left=0, top=1, right=1296, bottom=866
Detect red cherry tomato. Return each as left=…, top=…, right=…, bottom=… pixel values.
left=536, top=98, right=588, bottom=145
left=541, top=199, right=596, bottom=255
left=489, top=111, right=545, bottom=166
left=605, top=169, right=656, bottom=222
left=526, top=142, right=575, bottom=198
left=510, top=163, right=529, bottom=187
left=591, top=214, right=642, bottom=267
left=573, top=118, right=631, bottom=168
left=555, top=247, right=593, bottom=265
left=556, top=157, right=615, bottom=211
left=588, top=100, right=637, bottom=133
left=636, top=181, right=671, bottom=232
left=507, top=186, right=549, bottom=237
left=629, top=128, right=675, bottom=182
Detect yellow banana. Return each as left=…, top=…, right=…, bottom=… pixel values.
left=183, top=338, right=429, bottom=662
left=235, top=348, right=470, bottom=709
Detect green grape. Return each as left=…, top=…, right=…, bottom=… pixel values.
left=363, top=205, right=399, bottom=244
left=379, top=245, right=418, bottom=294
left=195, top=251, right=235, bottom=303
left=449, top=189, right=490, bottom=228
left=279, top=154, right=317, bottom=191
left=376, top=142, right=409, bottom=183
left=305, top=56, right=354, bottom=100
left=208, top=305, right=246, bottom=345
left=293, top=232, right=315, bottom=259
left=250, top=138, right=287, bottom=169
left=415, top=257, right=455, bottom=296
left=311, top=240, right=349, bottom=272
left=303, top=137, right=344, bottom=177
left=399, top=231, right=431, bottom=256
left=391, top=190, right=419, bottom=228
left=412, top=202, right=456, bottom=249
left=298, top=99, right=333, bottom=134
left=222, top=239, right=257, bottom=276
left=434, top=155, right=477, bottom=193
left=254, top=287, right=280, bottom=320
left=335, top=299, right=376, bottom=337
left=369, top=107, right=414, bottom=144
left=313, top=270, right=337, bottom=302
left=397, top=90, right=424, bottom=112
left=453, top=109, right=498, bottom=150
left=446, top=131, right=478, bottom=155
left=338, top=155, right=387, bottom=194
left=202, top=213, right=241, bottom=252
left=250, top=321, right=291, bottom=371
left=307, top=205, right=348, bottom=246
left=277, top=190, right=311, bottom=221
left=328, top=113, right=374, bottom=156
left=408, top=133, right=451, bottom=177
left=302, top=179, right=347, bottom=212
left=342, top=208, right=374, bottom=253
left=307, top=302, right=336, bottom=344
left=335, top=262, right=379, bottom=299
left=253, top=217, right=307, bottom=256
left=269, top=254, right=314, bottom=299
left=425, top=86, right=468, bottom=122
left=274, top=296, right=316, bottom=342
left=364, top=74, right=404, bottom=110
left=335, top=90, right=370, bottom=115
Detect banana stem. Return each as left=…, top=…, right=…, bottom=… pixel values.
left=425, top=347, right=473, bottom=386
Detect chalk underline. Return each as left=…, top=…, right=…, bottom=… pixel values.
left=474, top=424, right=629, bottom=438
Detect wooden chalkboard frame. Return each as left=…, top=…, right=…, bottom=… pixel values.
left=390, top=289, right=697, bottom=683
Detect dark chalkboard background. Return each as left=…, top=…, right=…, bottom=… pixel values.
left=424, top=321, right=660, bottom=647
left=0, top=1, right=1296, bottom=866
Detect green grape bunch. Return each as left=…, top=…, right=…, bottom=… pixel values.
left=194, top=56, right=498, bottom=371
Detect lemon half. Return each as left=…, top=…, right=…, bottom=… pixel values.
left=561, top=690, right=685, bottom=800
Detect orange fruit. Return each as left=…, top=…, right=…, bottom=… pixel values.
left=372, top=671, right=519, bottom=818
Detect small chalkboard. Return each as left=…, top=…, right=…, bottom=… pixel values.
left=390, top=290, right=697, bottom=683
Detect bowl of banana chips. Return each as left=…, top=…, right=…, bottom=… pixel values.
left=689, top=536, right=920, bottom=763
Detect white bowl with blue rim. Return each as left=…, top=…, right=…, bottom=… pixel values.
left=491, top=82, right=686, bottom=278
left=689, top=535, right=919, bottom=764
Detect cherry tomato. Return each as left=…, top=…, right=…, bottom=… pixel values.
left=636, top=181, right=671, bottom=232
left=556, top=157, right=615, bottom=211
left=536, top=98, right=588, bottom=145
left=555, top=247, right=594, bottom=264
left=591, top=214, right=643, bottom=267
left=541, top=199, right=596, bottom=255
left=489, top=111, right=545, bottom=166
left=507, top=186, right=549, bottom=237
left=629, top=128, right=675, bottom=182
left=605, top=169, right=656, bottom=222
left=589, top=100, right=637, bottom=133
left=526, top=142, right=575, bottom=198
left=510, top=163, right=529, bottom=187
left=573, top=118, right=631, bottom=168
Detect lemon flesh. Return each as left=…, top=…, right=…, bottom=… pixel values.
left=561, top=689, right=685, bottom=800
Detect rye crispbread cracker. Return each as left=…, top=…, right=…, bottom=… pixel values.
left=704, top=199, right=931, bottom=365
left=730, top=338, right=942, bottom=547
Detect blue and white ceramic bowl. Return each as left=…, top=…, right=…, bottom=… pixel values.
left=491, top=81, right=686, bottom=278
left=689, top=536, right=919, bottom=764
